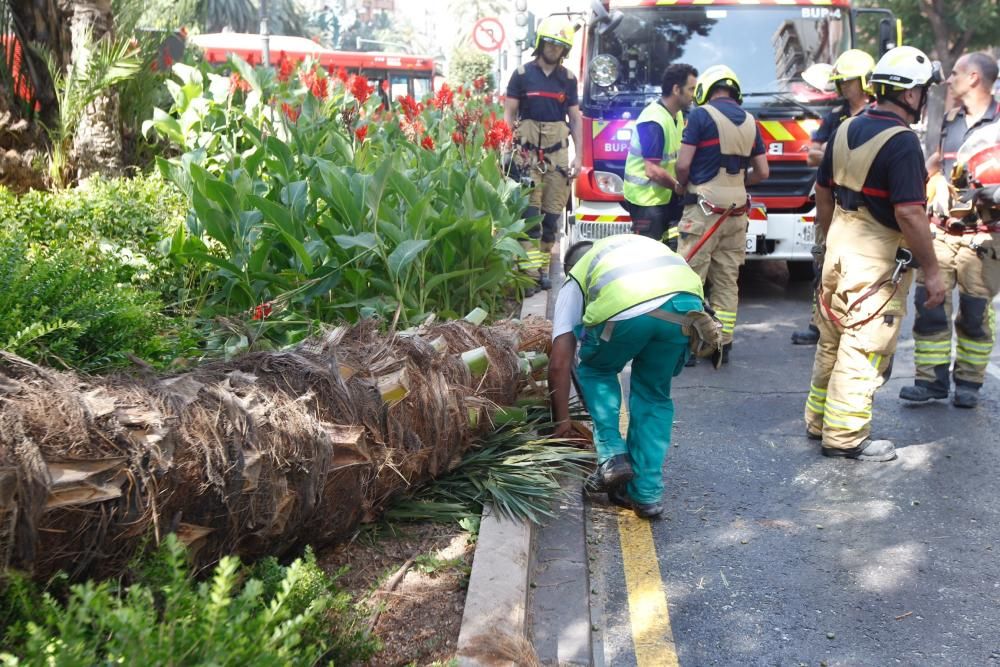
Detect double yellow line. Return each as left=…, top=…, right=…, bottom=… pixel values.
left=616, top=409, right=679, bottom=666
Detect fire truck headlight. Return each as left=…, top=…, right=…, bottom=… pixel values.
left=590, top=55, right=620, bottom=88
left=593, top=170, right=624, bottom=195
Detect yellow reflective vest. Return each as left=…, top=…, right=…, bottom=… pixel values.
left=623, top=101, right=684, bottom=207
left=568, top=235, right=704, bottom=327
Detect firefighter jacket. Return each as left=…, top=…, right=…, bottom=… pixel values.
left=567, top=235, right=704, bottom=327
left=830, top=116, right=910, bottom=228
left=623, top=102, right=684, bottom=207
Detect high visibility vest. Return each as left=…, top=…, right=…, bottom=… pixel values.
left=623, top=102, right=683, bottom=206
left=568, top=235, right=704, bottom=327
left=690, top=104, right=757, bottom=208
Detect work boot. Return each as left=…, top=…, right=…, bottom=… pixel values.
left=684, top=355, right=698, bottom=367
left=821, top=438, right=897, bottom=462
left=899, top=383, right=948, bottom=402
left=608, top=486, right=664, bottom=519
left=584, top=454, right=634, bottom=494
left=952, top=385, right=979, bottom=409
left=711, top=342, right=731, bottom=367
left=806, top=428, right=822, bottom=441
left=537, top=270, right=552, bottom=291
left=791, top=324, right=820, bottom=345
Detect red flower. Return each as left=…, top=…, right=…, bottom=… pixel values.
left=473, top=75, right=487, bottom=91
left=277, top=53, right=295, bottom=82
left=432, top=83, right=454, bottom=109
left=483, top=118, right=513, bottom=151
left=301, top=68, right=328, bottom=100
left=355, top=124, right=368, bottom=142
left=349, top=74, right=372, bottom=104
left=281, top=102, right=300, bottom=122
left=398, top=94, right=420, bottom=119
left=335, top=67, right=349, bottom=83
left=421, top=134, right=435, bottom=150
left=452, top=130, right=465, bottom=145
left=229, top=72, right=251, bottom=95
left=252, top=302, right=273, bottom=320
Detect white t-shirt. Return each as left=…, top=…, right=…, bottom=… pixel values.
left=551, top=279, right=672, bottom=340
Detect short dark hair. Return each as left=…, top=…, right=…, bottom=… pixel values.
left=563, top=241, right=594, bottom=273
left=966, top=52, right=999, bottom=88
left=662, top=64, right=698, bottom=97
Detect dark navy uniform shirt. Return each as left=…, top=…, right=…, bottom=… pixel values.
left=634, top=101, right=674, bottom=158
left=681, top=97, right=765, bottom=185
left=939, top=100, right=1000, bottom=176
left=812, top=101, right=867, bottom=144
left=506, top=61, right=578, bottom=123
left=816, top=108, right=927, bottom=231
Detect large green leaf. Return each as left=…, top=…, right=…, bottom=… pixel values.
left=387, top=239, right=430, bottom=279
left=333, top=233, right=378, bottom=251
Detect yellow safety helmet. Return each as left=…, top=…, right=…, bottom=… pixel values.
left=534, top=16, right=574, bottom=54
left=829, top=49, right=875, bottom=94
left=694, top=65, right=742, bottom=106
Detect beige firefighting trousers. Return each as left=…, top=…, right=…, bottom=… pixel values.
left=676, top=205, right=747, bottom=345
left=514, top=119, right=571, bottom=215
left=912, top=227, right=1000, bottom=387
left=805, top=210, right=913, bottom=450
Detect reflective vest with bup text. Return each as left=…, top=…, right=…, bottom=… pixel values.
left=623, top=101, right=684, bottom=206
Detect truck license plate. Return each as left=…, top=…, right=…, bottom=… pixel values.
left=746, top=234, right=757, bottom=252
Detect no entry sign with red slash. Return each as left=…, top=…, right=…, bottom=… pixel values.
left=472, top=17, right=505, bottom=52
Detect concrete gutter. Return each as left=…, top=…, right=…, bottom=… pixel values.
left=456, top=287, right=550, bottom=666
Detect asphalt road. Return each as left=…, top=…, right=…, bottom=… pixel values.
left=591, top=260, right=1000, bottom=666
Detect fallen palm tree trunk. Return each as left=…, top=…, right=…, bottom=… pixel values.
left=0, top=317, right=552, bottom=581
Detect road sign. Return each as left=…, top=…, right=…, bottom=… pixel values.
left=472, top=17, right=505, bottom=52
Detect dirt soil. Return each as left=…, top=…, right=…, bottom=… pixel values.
left=319, top=521, right=476, bottom=667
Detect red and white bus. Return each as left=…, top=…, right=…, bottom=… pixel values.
left=189, top=32, right=438, bottom=101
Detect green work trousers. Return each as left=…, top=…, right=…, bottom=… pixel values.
left=575, top=294, right=700, bottom=504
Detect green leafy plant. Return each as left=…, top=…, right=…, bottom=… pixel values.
left=0, top=535, right=378, bottom=665
left=40, top=30, right=141, bottom=186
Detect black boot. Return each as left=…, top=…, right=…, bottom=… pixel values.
left=899, top=383, right=948, bottom=402
left=821, top=438, right=897, bottom=462
left=537, top=270, right=552, bottom=290
left=608, top=486, right=663, bottom=519
left=791, top=324, right=819, bottom=345
left=953, top=385, right=979, bottom=409
left=584, top=454, right=634, bottom=494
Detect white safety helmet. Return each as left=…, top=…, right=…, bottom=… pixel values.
left=869, top=46, right=942, bottom=92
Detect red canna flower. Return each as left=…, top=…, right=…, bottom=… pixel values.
left=349, top=74, right=372, bottom=104
left=355, top=124, right=368, bottom=142
left=252, top=302, right=273, bottom=320
left=301, top=67, right=329, bottom=100
left=277, top=53, right=295, bottom=82
left=281, top=102, right=300, bottom=122
left=398, top=94, right=420, bottom=119
left=452, top=130, right=465, bottom=145
left=473, top=75, right=487, bottom=91
left=229, top=72, right=251, bottom=95
left=421, top=134, right=435, bottom=150
left=483, top=118, right=513, bottom=151
left=433, top=83, right=454, bottom=109
left=336, top=67, right=350, bottom=83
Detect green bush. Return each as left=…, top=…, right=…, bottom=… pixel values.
left=0, top=174, right=189, bottom=297
left=0, top=535, right=379, bottom=666
left=0, top=232, right=192, bottom=371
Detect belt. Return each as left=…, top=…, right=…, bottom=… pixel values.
left=682, top=193, right=749, bottom=216
left=517, top=138, right=567, bottom=154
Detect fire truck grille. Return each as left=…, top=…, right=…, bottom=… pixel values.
left=574, top=221, right=632, bottom=241
left=748, top=161, right=817, bottom=203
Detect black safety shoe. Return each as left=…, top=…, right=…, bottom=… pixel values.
left=821, top=438, right=897, bottom=462
left=684, top=355, right=697, bottom=367
left=584, top=454, right=634, bottom=494
left=899, top=384, right=948, bottom=402
left=791, top=324, right=820, bottom=345
left=953, top=386, right=979, bottom=409
left=608, top=486, right=663, bottom=519
left=806, top=429, right=822, bottom=441
left=537, top=271, right=552, bottom=290
left=711, top=342, right=731, bottom=367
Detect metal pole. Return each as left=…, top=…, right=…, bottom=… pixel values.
left=260, top=0, right=271, bottom=67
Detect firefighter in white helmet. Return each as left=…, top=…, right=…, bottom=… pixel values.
left=805, top=46, right=945, bottom=462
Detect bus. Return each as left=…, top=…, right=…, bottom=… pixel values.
left=189, top=32, right=438, bottom=101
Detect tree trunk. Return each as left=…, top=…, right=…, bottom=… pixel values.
left=69, top=0, right=124, bottom=181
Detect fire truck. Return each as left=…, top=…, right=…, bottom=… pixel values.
left=569, top=0, right=899, bottom=275
left=189, top=32, right=438, bottom=101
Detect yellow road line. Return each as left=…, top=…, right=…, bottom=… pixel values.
left=617, top=407, right=679, bottom=666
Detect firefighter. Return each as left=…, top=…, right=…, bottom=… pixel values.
left=899, top=52, right=1000, bottom=409
left=675, top=65, right=769, bottom=364
left=793, top=49, right=876, bottom=345
left=503, top=16, right=583, bottom=292
left=805, top=46, right=945, bottom=462
left=548, top=235, right=720, bottom=519
left=622, top=63, right=698, bottom=251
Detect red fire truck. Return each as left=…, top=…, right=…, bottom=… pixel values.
left=189, top=32, right=438, bottom=101
left=570, top=0, right=898, bottom=274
